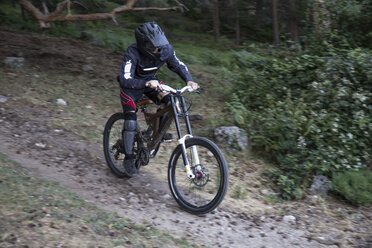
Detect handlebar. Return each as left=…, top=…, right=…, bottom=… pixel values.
left=159, top=84, right=199, bottom=94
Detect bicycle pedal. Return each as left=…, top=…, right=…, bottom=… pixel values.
left=162, top=133, right=176, bottom=142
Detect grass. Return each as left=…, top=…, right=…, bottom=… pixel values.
left=0, top=152, right=198, bottom=247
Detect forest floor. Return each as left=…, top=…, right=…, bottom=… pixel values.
left=0, top=29, right=371, bottom=248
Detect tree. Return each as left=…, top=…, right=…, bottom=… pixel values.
left=256, top=0, right=264, bottom=28
left=287, top=0, right=299, bottom=43
left=272, top=0, right=279, bottom=44
left=211, top=0, right=221, bottom=42
left=20, top=0, right=187, bottom=28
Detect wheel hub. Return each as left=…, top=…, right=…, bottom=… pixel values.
left=192, top=165, right=209, bottom=187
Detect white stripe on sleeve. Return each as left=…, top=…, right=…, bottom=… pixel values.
left=124, top=60, right=132, bottom=79
left=174, top=51, right=189, bottom=72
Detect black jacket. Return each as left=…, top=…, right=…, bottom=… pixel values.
left=119, top=43, right=193, bottom=90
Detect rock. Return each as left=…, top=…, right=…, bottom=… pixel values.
left=56, top=98, right=67, bottom=106
left=260, top=189, right=277, bottom=196
left=82, top=64, right=93, bottom=71
left=309, top=175, right=332, bottom=196
left=282, top=215, right=296, bottom=224
left=162, top=194, right=171, bottom=199
left=0, top=95, right=8, bottom=103
left=314, top=236, right=339, bottom=245
left=4, top=57, right=24, bottom=69
left=214, top=126, right=248, bottom=151
left=35, top=143, right=47, bottom=149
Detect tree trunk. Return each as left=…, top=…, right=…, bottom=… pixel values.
left=288, top=0, right=299, bottom=43
left=235, top=8, right=240, bottom=46
left=272, top=0, right=279, bottom=45
left=256, top=0, right=263, bottom=29
left=211, top=0, right=220, bottom=42
left=41, top=0, right=49, bottom=15
left=20, top=0, right=185, bottom=28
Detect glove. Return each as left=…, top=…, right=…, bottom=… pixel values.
left=187, top=81, right=199, bottom=90
left=146, top=80, right=160, bottom=90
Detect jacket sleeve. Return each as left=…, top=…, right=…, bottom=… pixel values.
left=118, top=51, right=147, bottom=90
left=166, top=46, right=194, bottom=83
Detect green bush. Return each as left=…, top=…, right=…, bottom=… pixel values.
left=332, top=170, right=372, bottom=205
left=225, top=46, right=372, bottom=199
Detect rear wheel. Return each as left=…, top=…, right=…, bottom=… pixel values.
left=103, top=113, right=142, bottom=178
left=168, top=137, right=228, bottom=214
left=103, top=113, right=126, bottom=177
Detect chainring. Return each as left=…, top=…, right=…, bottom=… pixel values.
left=137, top=147, right=150, bottom=166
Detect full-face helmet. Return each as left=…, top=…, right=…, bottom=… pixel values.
left=135, top=22, right=169, bottom=60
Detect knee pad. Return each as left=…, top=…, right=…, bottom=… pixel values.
left=123, top=119, right=136, bottom=156
left=124, top=119, right=137, bottom=131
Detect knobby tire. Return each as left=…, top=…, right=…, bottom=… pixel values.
left=168, top=137, right=228, bottom=215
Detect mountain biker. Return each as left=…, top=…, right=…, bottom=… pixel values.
left=118, top=21, right=198, bottom=176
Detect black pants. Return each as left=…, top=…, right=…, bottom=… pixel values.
left=120, top=87, right=161, bottom=119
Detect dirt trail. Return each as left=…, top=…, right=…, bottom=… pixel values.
left=1, top=29, right=370, bottom=248
left=0, top=104, right=326, bottom=248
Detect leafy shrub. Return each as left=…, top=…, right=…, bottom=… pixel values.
left=332, top=170, right=372, bottom=206
left=225, top=46, right=372, bottom=199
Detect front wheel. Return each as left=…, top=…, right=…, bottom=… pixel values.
left=168, top=137, right=228, bottom=215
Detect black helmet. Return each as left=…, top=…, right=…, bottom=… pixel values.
left=135, top=22, right=169, bottom=60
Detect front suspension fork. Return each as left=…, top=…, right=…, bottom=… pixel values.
left=178, top=135, right=201, bottom=179
left=172, top=95, right=200, bottom=179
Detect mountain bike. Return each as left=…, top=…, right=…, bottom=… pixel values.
left=103, top=84, right=228, bottom=214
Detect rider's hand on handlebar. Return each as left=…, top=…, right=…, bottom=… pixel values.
left=146, top=80, right=160, bottom=90
left=187, top=81, right=199, bottom=90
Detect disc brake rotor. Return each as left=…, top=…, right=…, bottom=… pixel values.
left=192, top=165, right=209, bottom=187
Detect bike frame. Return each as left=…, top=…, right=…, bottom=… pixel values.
left=138, top=86, right=199, bottom=178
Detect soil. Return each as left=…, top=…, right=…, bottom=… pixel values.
left=0, top=29, right=371, bottom=248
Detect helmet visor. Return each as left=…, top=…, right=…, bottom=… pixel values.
left=148, top=34, right=169, bottom=48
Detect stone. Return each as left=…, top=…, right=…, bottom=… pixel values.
left=260, top=189, right=277, bottom=196
left=282, top=215, right=296, bottom=224
left=4, top=57, right=24, bottom=69
left=214, top=126, right=248, bottom=151
left=35, top=143, right=47, bottom=149
left=309, top=175, right=332, bottom=196
left=56, top=98, right=67, bottom=106
left=314, top=236, right=338, bottom=245
left=0, top=95, right=8, bottom=103
left=82, top=64, right=93, bottom=71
